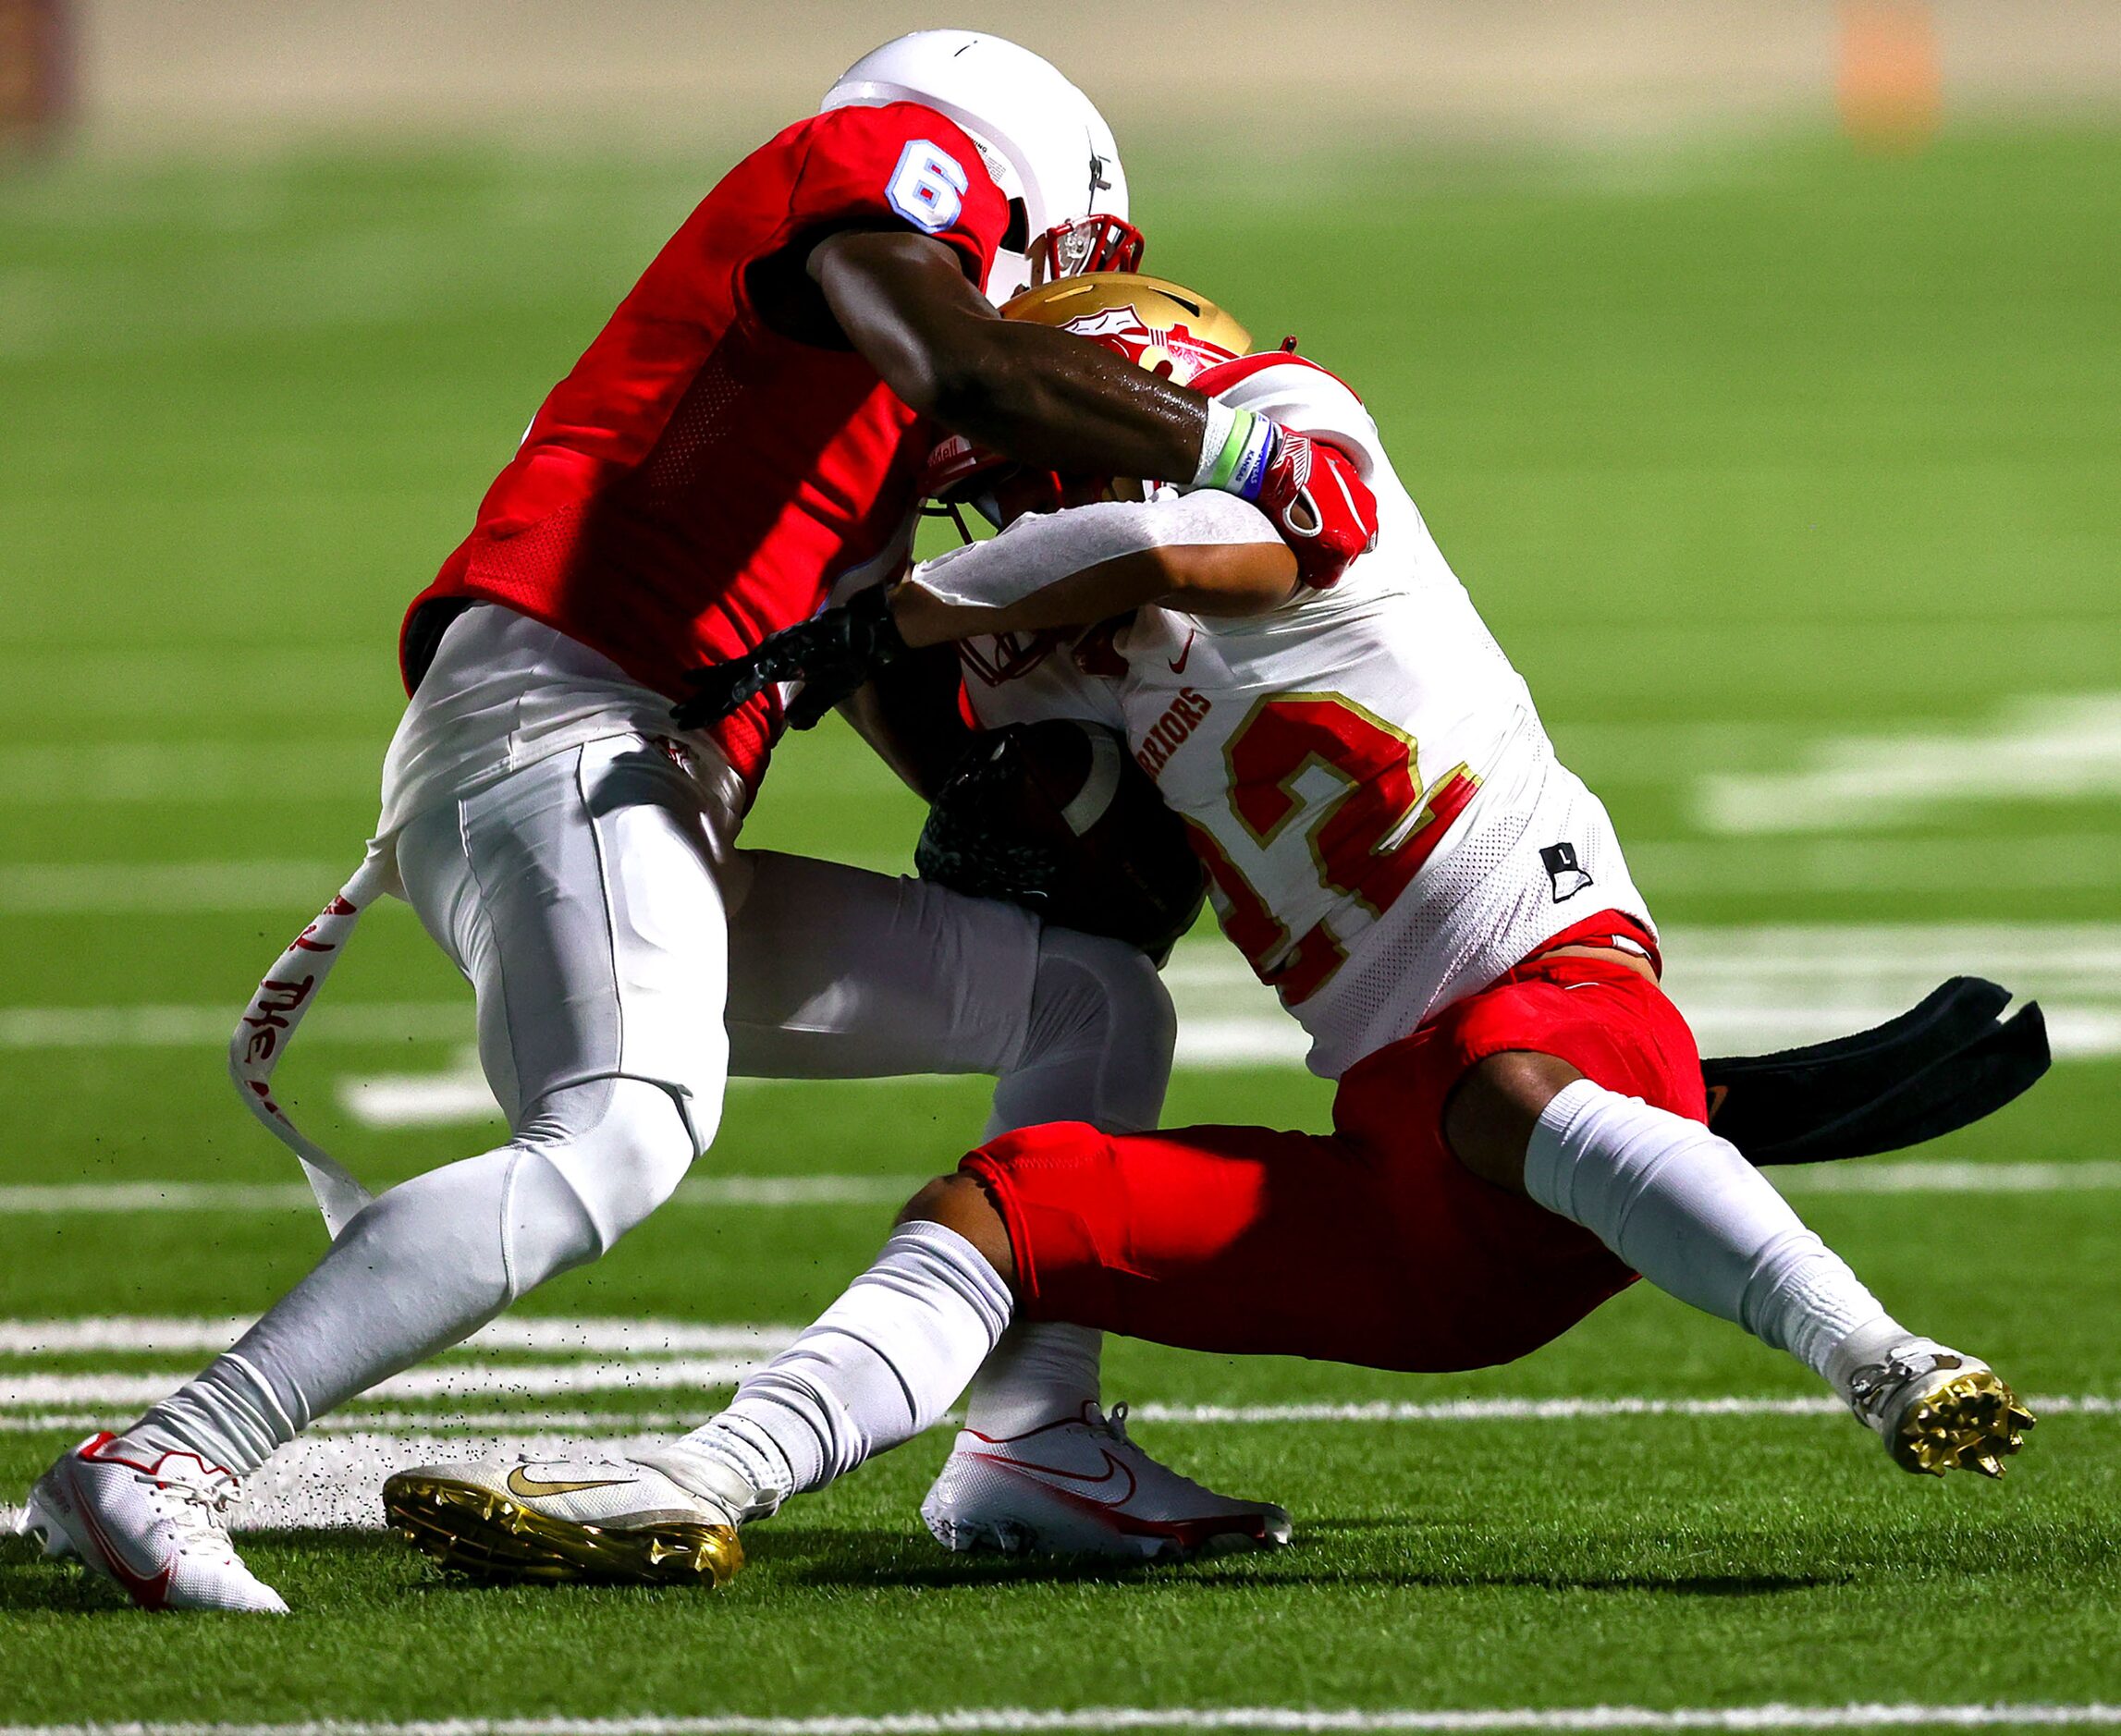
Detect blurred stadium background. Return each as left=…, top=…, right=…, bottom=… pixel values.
left=2, top=2, right=2118, bottom=1726
left=10, top=0, right=2121, bottom=151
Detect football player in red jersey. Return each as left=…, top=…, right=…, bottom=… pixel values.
left=380, top=273, right=2032, bottom=1586
left=18, top=34, right=1332, bottom=1611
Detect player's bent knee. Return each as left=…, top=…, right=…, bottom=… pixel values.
left=898, top=1172, right=1017, bottom=1288
left=513, top=1076, right=701, bottom=1264
left=1026, top=925, right=1177, bottom=1129
left=1443, top=1050, right=1587, bottom=1194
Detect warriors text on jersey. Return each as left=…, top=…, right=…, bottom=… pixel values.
left=402, top=102, right=1011, bottom=795
left=957, top=353, right=1655, bottom=1078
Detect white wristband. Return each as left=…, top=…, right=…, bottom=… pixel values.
left=1189, top=398, right=1240, bottom=490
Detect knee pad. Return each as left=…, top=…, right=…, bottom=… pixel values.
left=505, top=1076, right=699, bottom=1285
left=1017, top=928, right=1176, bottom=1134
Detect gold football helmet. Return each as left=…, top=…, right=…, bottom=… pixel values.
left=919, top=272, right=1255, bottom=687
left=922, top=272, right=1253, bottom=501
left=1001, top=272, right=1252, bottom=383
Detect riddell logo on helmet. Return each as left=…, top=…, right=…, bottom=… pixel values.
left=1060, top=307, right=1232, bottom=382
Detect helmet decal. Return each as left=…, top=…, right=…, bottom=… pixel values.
left=1052, top=303, right=1240, bottom=385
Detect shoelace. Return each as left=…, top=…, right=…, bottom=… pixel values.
left=1847, top=1346, right=1961, bottom=1419
left=144, top=1467, right=239, bottom=1556
left=1091, top=1401, right=1133, bottom=1447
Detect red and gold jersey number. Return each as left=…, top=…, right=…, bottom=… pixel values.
left=1186, top=692, right=1479, bottom=1005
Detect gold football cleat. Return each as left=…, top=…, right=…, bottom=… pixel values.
left=383, top=1463, right=744, bottom=1587
left=1840, top=1338, right=2036, bottom=1480
left=1885, top=1365, right=2037, bottom=1479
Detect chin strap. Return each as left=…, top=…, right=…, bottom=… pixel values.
left=227, top=844, right=397, bottom=1238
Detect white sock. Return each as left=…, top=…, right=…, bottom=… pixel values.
left=962, top=1322, right=1103, bottom=1437
left=1523, top=1079, right=1902, bottom=1387
left=664, top=1219, right=1012, bottom=1508
left=122, top=1353, right=295, bottom=1473
left=118, top=1078, right=692, bottom=1477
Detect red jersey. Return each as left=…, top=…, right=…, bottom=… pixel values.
left=402, top=102, right=1011, bottom=793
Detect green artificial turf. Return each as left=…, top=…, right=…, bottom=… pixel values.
left=0, top=123, right=2116, bottom=1722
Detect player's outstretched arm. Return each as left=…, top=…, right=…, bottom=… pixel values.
left=892, top=495, right=1298, bottom=647
left=810, top=233, right=1379, bottom=588
left=672, top=494, right=1294, bottom=731
left=812, top=230, right=1215, bottom=483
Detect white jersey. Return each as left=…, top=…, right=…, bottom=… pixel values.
left=953, top=354, right=1653, bottom=1079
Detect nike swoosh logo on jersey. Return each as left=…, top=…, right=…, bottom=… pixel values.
left=506, top=1467, right=634, bottom=1500
left=1168, top=630, right=1196, bottom=674
left=977, top=1447, right=1139, bottom=1509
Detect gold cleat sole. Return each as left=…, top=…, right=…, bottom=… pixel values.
left=382, top=1473, right=742, bottom=1587
left=1889, top=1368, right=2037, bottom=1478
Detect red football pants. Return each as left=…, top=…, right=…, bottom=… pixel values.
left=961, top=928, right=1707, bottom=1375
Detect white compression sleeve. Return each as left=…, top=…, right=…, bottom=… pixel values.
left=666, top=1220, right=1013, bottom=1507
left=123, top=1078, right=695, bottom=1476
left=1523, top=1080, right=1900, bottom=1385
left=908, top=492, right=1277, bottom=613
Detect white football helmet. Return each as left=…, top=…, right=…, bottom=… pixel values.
left=822, top=30, right=1142, bottom=302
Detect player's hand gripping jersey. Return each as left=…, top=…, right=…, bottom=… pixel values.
left=950, top=352, right=1654, bottom=1077
left=402, top=103, right=1010, bottom=795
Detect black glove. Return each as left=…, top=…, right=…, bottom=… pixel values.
left=673, top=585, right=908, bottom=732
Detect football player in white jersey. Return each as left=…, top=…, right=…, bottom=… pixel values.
left=380, top=275, right=2030, bottom=1583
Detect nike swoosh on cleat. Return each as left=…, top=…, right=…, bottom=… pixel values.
left=977, top=1448, right=1139, bottom=1509
left=1168, top=631, right=1196, bottom=674
left=505, top=1467, right=635, bottom=1500
left=66, top=1467, right=174, bottom=1609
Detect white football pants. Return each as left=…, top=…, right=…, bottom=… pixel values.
left=124, top=617, right=1172, bottom=1477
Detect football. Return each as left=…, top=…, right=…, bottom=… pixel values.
left=915, top=718, right=1208, bottom=960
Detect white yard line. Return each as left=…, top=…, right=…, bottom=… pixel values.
left=0, top=1182, right=324, bottom=1213
left=0, top=1004, right=468, bottom=1049
left=1771, top=1160, right=2121, bottom=1194
left=1697, top=692, right=2121, bottom=835
left=6, top=925, right=2121, bottom=1069
left=4, top=1707, right=2121, bottom=1734
left=0, top=741, right=379, bottom=804
left=0, top=1175, right=918, bottom=1214
left=1626, top=834, right=2121, bottom=895
left=2, top=1395, right=2111, bottom=1436
left=0, top=861, right=351, bottom=912
left=341, top=1062, right=967, bottom=1130
left=0, top=1358, right=771, bottom=1410
left=1169, top=923, right=2121, bottom=1065
left=2, top=835, right=2113, bottom=917
left=0, top=1316, right=799, bottom=1355
left=5, top=1161, right=2114, bottom=1219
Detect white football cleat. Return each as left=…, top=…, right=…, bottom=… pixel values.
left=383, top=1450, right=749, bottom=1586
left=921, top=1401, right=1292, bottom=1561
left=1843, top=1338, right=2035, bottom=1477
left=18, top=1432, right=288, bottom=1613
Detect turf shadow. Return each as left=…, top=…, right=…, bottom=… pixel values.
left=786, top=1556, right=1849, bottom=1596
left=743, top=1521, right=1898, bottom=1597
left=0, top=1547, right=139, bottom=1615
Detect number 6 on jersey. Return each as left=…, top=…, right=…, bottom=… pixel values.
left=887, top=140, right=970, bottom=234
